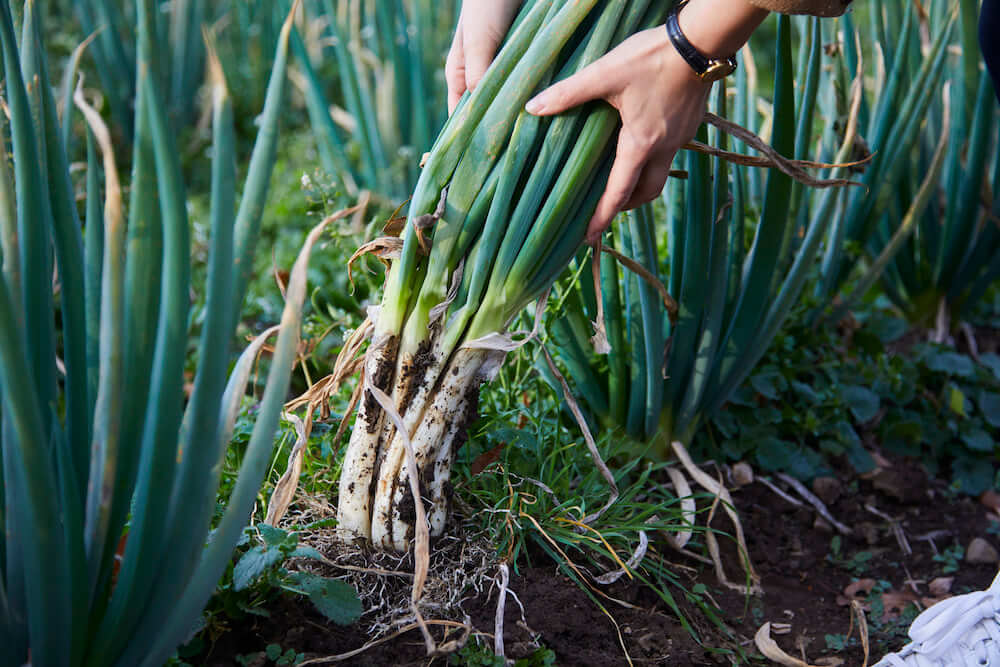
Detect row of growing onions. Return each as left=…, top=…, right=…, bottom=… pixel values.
left=824, top=0, right=1000, bottom=332
left=69, top=0, right=207, bottom=132
left=0, top=2, right=350, bottom=664
left=66, top=0, right=458, bottom=199
left=287, top=0, right=458, bottom=199
left=335, top=0, right=676, bottom=551
left=811, top=0, right=963, bottom=320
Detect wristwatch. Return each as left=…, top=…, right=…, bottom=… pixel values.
left=665, top=4, right=739, bottom=82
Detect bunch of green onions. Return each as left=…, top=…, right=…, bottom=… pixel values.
left=337, top=0, right=672, bottom=551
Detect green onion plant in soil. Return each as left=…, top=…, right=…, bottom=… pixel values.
left=548, top=12, right=862, bottom=450
left=813, top=0, right=1000, bottom=329
left=0, top=2, right=360, bottom=664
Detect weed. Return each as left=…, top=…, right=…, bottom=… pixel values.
left=694, top=300, right=1000, bottom=495
left=932, top=543, right=965, bottom=574
left=235, top=643, right=305, bottom=666
left=827, top=536, right=876, bottom=575
left=449, top=642, right=556, bottom=667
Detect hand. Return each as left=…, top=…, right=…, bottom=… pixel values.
left=525, top=28, right=712, bottom=244
left=525, top=0, right=768, bottom=244
left=445, top=0, right=521, bottom=114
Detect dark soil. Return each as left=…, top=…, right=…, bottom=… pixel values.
left=197, top=561, right=710, bottom=666
left=364, top=335, right=399, bottom=433
left=723, top=458, right=998, bottom=665
left=194, top=451, right=1000, bottom=667
left=400, top=340, right=435, bottom=410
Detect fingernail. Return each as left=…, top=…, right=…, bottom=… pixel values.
left=525, top=96, right=543, bottom=114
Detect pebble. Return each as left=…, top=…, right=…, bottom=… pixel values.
left=732, top=462, right=754, bottom=487
left=928, top=577, right=954, bottom=596
left=966, top=537, right=1000, bottom=564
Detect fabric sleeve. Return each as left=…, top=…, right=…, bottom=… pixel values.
left=746, top=0, right=852, bottom=17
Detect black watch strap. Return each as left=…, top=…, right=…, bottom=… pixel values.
left=666, top=5, right=738, bottom=82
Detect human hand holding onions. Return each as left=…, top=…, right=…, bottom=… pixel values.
left=445, top=0, right=844, bottom=244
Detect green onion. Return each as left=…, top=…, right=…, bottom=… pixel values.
left=829, top=1, right=999, bottom=327
left=0, top=3, right=337, bottom=663
left=286, top=0, right=459, bottom=199
left=814, top=1, right=956, bottom=310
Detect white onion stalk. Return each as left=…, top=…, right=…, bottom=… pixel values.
left=370, top=347, right=489, bottom=550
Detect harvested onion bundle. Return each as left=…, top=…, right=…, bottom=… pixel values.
left=337, top=0, right=671, bottom=551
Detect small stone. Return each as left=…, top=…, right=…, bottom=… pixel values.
left=732, top=462, right=754, bottom=487
left=928, top=577, right=954, bottom=597
left=967, top=537, right=1000, bottom=564
left=812, top=476, right=842, bottom=505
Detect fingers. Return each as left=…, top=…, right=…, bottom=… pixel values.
left=462, top=1, right=519, bottom=93
left=621, top=153, right=675, bottom=211
left=446, top=22, right=466, bottom=114
left=525, top=57, right=616, bottom=116
left=585, top=133, right=647, bottom=244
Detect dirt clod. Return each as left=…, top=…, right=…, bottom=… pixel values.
left=870, top=465, right=926, bottom=503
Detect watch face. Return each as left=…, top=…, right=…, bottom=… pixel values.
left=701, top=59, right=738, bottom=82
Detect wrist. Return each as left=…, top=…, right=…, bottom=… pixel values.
left=649, top=24, right=712, bottom=87
left=677, top=0, right=769, bottom=60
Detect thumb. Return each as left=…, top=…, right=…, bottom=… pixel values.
left=525, top=58, right=615, bottom=116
